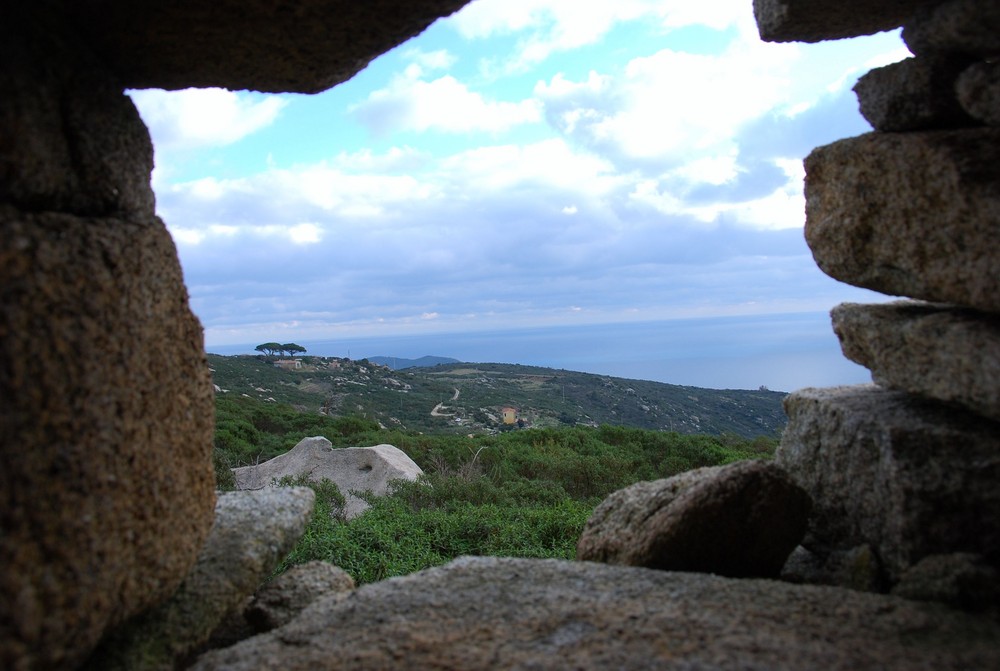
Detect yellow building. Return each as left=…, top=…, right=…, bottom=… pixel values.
left=501, top=406, right=517, bottom=425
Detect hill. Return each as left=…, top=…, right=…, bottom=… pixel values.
left=207, top=355, right=787, bottom=439
left=367, top=355, right=460, bottom=369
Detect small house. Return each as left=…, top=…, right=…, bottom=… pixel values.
left=501, top=406, right=517, bottom=425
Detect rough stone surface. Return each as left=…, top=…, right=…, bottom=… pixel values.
left=753, top=0, right=942, bottom=43
left=781, top=544, right=885, bottom=593
left=0, top=8, right=155, bottom=218
left=957, top=60, right=1000, bottom=126
left=776, top=385, right=1000, bottom=584
left=832, top=301, right=1000, bottom=422
left=0, top=207, right=216, bottom=671
left=904, top=0, right=1000, bottom=58
left=576, top=460, right=810, bottom=578
left=804, top=129, right=1000, bottom=312
left=893, top=553, right=1000, bottom=611
left=63, top=0, right=471, bottom=93
left=246, top=561, right=355, bottom=633
left=233, top=437, right=423, bottom=519
left=82, top=488, right=316, bottom=671
left=191, top=557, right=1000, bottom=670
left=853, top=56, right=975, bottom=131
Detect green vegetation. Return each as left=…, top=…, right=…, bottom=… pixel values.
left=208, top=354, right=788, bottom=438
left=215, top=391, right=777, bottom=586
left=253, top=342, right=307, bottom=357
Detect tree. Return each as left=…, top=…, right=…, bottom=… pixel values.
left=254, top=342, right=283, bottom=357
left=282, top=343, right=307, bottom=356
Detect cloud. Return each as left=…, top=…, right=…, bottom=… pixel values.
left=450, top=0, right=749, bottom=70
left=129, top=88, right=287, bottom=150
left=351, top=69, right=542, bottom=136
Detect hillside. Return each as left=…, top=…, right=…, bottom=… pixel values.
left=207, top=355, right=787, bottom=438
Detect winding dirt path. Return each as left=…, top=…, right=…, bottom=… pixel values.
left=430, top=388, right=460, bottom=417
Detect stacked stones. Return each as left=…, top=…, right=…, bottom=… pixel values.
left=756, top=0, right=1000, bottom=603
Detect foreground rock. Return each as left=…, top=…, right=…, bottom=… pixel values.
left=233, top=436, right=423, bottom=518
left=777, top=385, right=1000, bottom=584
left=804, top=129, right=1000, bottom=312
left=832, top=301, right=1000, bottom=422
left=82, top=488, right=315, bottom=671
left=192, top=556, right=1000, bottom=670
left=577, top=460, right=809, bottom=578
left=246, top=561, right=355, bottom=632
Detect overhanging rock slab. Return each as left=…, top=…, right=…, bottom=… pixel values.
left=753, top=0, right=942, bottom=43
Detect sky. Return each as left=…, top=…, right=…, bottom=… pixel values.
left=128, top=0, right=910, bottom=388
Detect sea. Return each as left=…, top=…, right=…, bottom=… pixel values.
left=206, top=312, right=871, bottom=393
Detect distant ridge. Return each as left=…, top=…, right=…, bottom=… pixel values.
left=368, top=355, right=461, bottom=370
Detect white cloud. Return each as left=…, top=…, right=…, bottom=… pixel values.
left=129, top=88, right=287, bottom=149
left=351, top=70, right=542, bottom=135
left=450, top=0, right=749, bottom=70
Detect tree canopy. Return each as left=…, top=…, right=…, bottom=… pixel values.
left=255, top=342, right=307, bottom=357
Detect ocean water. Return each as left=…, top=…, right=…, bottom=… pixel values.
left=208, top=312, right=872, bottom=393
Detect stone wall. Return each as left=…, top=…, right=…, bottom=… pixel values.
left=760, top=0, right=1000, bottom=596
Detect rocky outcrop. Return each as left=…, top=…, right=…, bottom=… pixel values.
left=191, top=557, right=1000, bottom=670
left=803, top=129, right=1000, bottom=312
left=233, top=437, right=423, bottom=519
left=776, top=385, right=1000, bottom=583
left=892, top=553, right=1000, bottom=611
left=246, top=561, right=355, bottom=632
left=81, top=488, right=315, bottom=671
left=832, top=301, right=1000, bottom=422
left=577, top=460, right=809, bottom=578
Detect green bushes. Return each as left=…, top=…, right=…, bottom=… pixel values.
left=218, top=394, right=779, bottom=584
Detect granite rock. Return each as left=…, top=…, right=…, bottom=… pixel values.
left=753, top=0, right=942, bottom=43
left=233, top=437, right=422, bottom=519
left=82, top=488, right=316, bottom=671
left=781, top=544, right=885, bottom=593
left=577, top=460, right=810, bottom=578
left=247, top=561, right=355, bottom=633
left=0, top=207, right=216, bottom=671
left=853, top=56, right=975, bottom=131
left=804, top=129, right=1000, bottom=311
left=957, top=60, right=1000, bottom=126
left=62, top=0, right=471, bottom=93
left=892, top=553, right=1000, bottom=611
left=832, top=301, right=1000, bottom=422
left=777, top=385, right=1000, bottom=583
left=192, top=556, right=1000, bottom=670
left=904, top=0, right=1000, bottom=58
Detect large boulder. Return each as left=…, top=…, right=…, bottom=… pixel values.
left=804, top=129, right=1000, bottom=312
left=232, top=437, right=423, bottom=518
left=832, top=301, right=1000, bottom=422
left=777, top=385, right=1000, bottom=584
left=191, top=556, right=1000, bottom=670
left=82, top=488, right=315, bottom=671
left=576, top=460, right=810, bottom=578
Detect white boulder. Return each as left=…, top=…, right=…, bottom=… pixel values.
left=232, top=437, right=422, bottom=519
